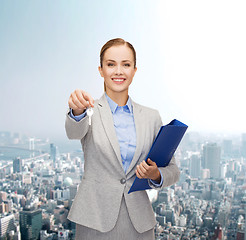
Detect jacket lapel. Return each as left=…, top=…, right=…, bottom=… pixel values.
left=126, top=100, right=144, bottom=176
left=97, top=94, right=124, bottom=171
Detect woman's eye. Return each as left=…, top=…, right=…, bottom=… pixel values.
left=108, top=63, right=114, bottom=66
left=124, top=64, right=130, bottom=67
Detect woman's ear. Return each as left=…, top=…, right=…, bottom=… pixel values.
left=132, top=67, right=137, bottom=77
left=98, top=66, right=104, bottom=77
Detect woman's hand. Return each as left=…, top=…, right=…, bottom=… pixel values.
left=135, top=158, right=161, bottom=183
left=68, top=89, right=94, bottom=116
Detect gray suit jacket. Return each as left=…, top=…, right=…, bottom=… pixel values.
left=65, top=94, right=180, bottom=233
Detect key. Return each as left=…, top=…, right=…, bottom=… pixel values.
left=87, top=107, right=94, bottom=126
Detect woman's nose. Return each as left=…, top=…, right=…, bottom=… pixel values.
left=115, top=65, right=123, bottom=75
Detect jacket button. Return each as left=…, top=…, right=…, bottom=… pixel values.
left=120, top=178, right=126, bottom=184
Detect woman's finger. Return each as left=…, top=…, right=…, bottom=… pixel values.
left=68, top=97, right=80, bottom=110
left=137, top=165, right=146, bottom=178
left=139, top=162, right=147, bottom=174
left=141, top=161, right=150, bottom=171
left=136, top=170, right=142, bottom=179
left=82, top=91, right=95, bottom=107
left=73, top=90, right=89, bottom=109
left=71, top=92, right=87, bottom=109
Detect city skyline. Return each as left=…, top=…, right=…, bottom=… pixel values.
left=1, top=1, right=246, bottom=141
left=1, top=124, right=246, bottom=239
left=1, top=2, right=246, bottom=239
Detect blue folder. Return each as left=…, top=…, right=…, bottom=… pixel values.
left=128, top=119, right=188, bottom=194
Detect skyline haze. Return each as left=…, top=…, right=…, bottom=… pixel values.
left=0, top=0, right=246, bottom=142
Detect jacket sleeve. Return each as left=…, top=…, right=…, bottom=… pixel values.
left=65, top=108, right=90, bottom=140
left=149, top=111, right=180, bottom=190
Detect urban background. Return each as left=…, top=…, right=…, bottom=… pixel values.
left=1, top=0, right=246, bottom=239
left=0, top=130, right=246, bottom=239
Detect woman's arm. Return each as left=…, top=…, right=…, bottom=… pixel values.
left=65, top=89, right=94, bottom=140
left=135, top=110, right=180, bottom=190
left=65, top=109, right=90, bottom=140
left=154, top=111, right=180, bottom=188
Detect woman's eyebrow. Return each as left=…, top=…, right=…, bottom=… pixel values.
left=106, top=59, right=116, bottom=62
left=106, top=59, right=132, bottom=62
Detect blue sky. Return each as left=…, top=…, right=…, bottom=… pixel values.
left=0, top=0, right=246, bottom=142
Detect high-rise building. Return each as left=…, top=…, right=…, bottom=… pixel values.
left=69, top=185, right=78, bottom=200
left=220, top=163, right=227, bottom=179
left=13, top=157, right=23, bottom=173
left=203, top=143, right=221, bottom=179
left=0, top=203, right=5, bottom=214
left=223, top=139, right=233, bottom=157
left=19, top=208, right=42, bottom=240
left=241, top=133, right=246, bottom=158
left=156, top=215, right=166, bottom=226
left=0, top=214, right=15, bottom=238
left=29, top=138, right=35, bottom=150
left=22, top=172, right=32, bottom=184
left=52, top=188, right=70, bottom=200
left=189, top=153, right=201, bottom=178
left=0, top=200, right=12, bottom=214
left=50, top=143, right=57, bottom=166
left=0, top=191, right=7, bottom=202
left=158, top=191, right=170, bottom=204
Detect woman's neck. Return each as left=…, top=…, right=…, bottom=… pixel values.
left=106, top=90, right=128, bottom=106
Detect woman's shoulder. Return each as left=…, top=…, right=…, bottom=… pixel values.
left=131, top=100, right=162, bottom=123
left=132, top=100, right=160, bottom=115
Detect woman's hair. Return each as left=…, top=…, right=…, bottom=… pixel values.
left=100, top=38, right=136, bottom=68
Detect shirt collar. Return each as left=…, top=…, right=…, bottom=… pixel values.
left=105, top=93, right=133, bottom=114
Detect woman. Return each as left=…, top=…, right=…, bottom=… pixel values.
left=66, top=38, right=180, bottom=240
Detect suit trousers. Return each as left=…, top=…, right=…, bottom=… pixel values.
left=75, top=195, right=155, bottom=240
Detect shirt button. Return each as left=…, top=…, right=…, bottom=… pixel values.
left=120, top=178, right=126, bottom=184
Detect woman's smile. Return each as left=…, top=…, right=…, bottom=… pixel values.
left=112, top=78, right=126, bottom=84
left=98, top=45, right=137, bottom=100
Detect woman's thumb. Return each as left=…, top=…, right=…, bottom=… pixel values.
left=147, top=158, right=154, bottom=165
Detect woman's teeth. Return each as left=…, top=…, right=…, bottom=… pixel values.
left=113, top=79, right=125, bottom=82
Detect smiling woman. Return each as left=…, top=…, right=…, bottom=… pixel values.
left=99, top=38, right=137, bottom=97
left=65, top=38, right=180, bottom=240
left=98, top=44, right=137, bottom=106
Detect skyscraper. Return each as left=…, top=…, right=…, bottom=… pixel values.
left=19, top=208, right=42, bottom=240
left=189, top=153, right=201, bottom=178
left=29, top=138, right=35, bottom=150
left=203, top=143, right=221, bottom=179
left=50, top=143, right=57, bottom=166
left=241, top=133, right=246, bottom=158
left=223, top=139, right=233, bottom=157
left=13, top=157, right=23, bottom=173
left=0, top=191, right=7, bottom=202
left=0, top=214, right=15, bottom=238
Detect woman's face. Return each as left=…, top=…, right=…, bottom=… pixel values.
left=98, top=44, right=137, bottom=95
